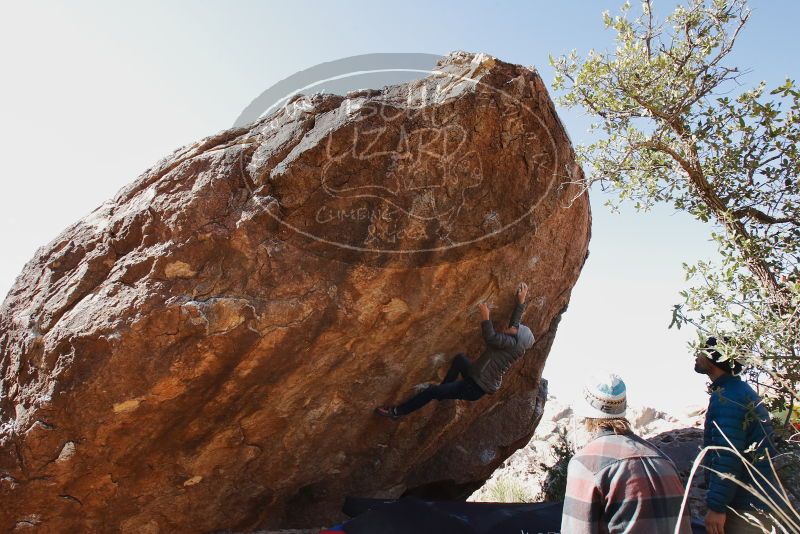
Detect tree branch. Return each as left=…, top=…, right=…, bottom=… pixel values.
left=733, top=206, right=799, bottom=226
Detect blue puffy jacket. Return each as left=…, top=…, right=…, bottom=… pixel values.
left=703, top=373, right=779, bottom=513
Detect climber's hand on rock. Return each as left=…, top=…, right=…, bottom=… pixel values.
left=516, top=282, right=528, bottom=304
left=478, top=302, right=490, bottom=321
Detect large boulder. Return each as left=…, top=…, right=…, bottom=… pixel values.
left=0, top=51, right=591, bottom=531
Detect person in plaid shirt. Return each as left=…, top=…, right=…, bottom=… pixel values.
left=561, top=373, right=692, bottom=534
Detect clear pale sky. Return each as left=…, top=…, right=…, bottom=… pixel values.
left=2, top=1, right=797, bottom=412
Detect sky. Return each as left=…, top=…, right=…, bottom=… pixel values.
left=1, top=1, right=797, bottom=413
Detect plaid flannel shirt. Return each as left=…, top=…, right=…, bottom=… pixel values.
left=561, top=429, right=692, bottom=534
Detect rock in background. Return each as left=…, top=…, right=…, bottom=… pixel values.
left=0, top=51, right=590, bottom=531
left=470, top=396, right=707, bottom=520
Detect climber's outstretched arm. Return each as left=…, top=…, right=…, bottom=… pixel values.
left=509, top=282, right=528, bottom=328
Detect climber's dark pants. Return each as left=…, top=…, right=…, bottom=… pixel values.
left=394, top=353, right=486, bottom=416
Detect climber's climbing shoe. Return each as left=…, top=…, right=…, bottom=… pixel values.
left=374, top=406, right=403, bottom=420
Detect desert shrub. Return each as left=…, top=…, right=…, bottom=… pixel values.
left=551, top=0, right=800, bottom=412
left=537, top=426, right=575, bottom=502
left=482, top=476, right=535, bottom=503
left=773, top=424, right=800, bottom=508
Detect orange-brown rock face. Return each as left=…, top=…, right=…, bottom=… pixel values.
left=0, top=51, right=590, bottom=531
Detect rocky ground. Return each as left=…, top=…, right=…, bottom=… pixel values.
left=469, top=395, right=709, bottom=520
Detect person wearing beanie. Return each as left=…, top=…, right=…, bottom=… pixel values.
left=694, top=337, right=780, bottom=534
left=699, top=336, right=745, bottom=375
left=561, top=373, right=692, bottom=534
left=375, top=282, right=535, bottom=420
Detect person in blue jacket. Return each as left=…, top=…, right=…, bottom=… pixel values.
left=694, top=336, right=780, bottom=534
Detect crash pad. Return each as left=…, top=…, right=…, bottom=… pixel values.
left=339, top=497, right=707, bottom=533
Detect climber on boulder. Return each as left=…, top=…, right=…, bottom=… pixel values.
left=375, top=282, right=536, bottom=420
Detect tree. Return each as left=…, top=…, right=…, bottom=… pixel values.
left=549, top=0, right=799, bottom=413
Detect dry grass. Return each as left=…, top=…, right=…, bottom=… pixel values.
left=676, top=421, right=800, bottom=533
left=481, top=475, right=535, bottom=503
